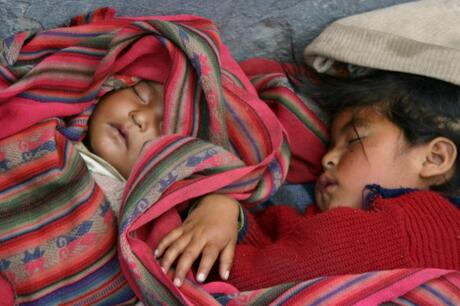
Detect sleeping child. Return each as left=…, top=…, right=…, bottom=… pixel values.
left=74, top=79, right=164, bottom=213
left=0, top=11, right=296, bottom=304
left=79, top=78, right=243, bottom=287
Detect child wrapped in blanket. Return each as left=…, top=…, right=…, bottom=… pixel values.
left=0, top=10, right=297, bottom=303
left=79, top=77, right=243, bottom=287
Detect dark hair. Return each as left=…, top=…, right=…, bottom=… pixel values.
left=305, top=69, right=460, bottom=196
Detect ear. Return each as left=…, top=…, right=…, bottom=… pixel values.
left=419, top=137, right=457, bottom=183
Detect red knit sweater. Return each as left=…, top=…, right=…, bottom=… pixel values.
left=229, top=189, right=460, bottom=291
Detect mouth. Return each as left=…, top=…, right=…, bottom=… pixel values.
left=315, top=174, right=338, bottom=210
left=317, top=174, right=337, bottom=193
left=110, top=123, right=128, bottom=146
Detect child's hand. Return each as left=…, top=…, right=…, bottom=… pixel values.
left=154, top=193, right=240, bottom=287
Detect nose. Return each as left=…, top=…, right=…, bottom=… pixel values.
left=321, top=150, right=338, bottom=170
left=129, top=107, right=162, bottom=135
left=130, top=110, right=148, bottom=132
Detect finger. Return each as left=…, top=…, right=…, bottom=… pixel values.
left=195, top=245, right=220, bottom=283
left=219, top=240, right=236, bottom=280
left=155, top=227, right=184, bottom=258
left=160, top=234, right=192, bottom=273
left=173, top=241, right=207, bottom=287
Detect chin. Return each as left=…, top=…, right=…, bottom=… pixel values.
left=323, top=201, right=343, bottom=211
left=315, top=201, right=329, bottom=212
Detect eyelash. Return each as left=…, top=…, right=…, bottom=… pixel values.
left=347, top=137, right=361, bottom=145
left=133, top=85, right=148, bottom=104
left=348, top=124, right=364, bottom=146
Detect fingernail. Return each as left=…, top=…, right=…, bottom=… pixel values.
left=196, top=272, right=205, bottom=282
left=161, top=267, right=166, bottom=274
left=154, top=249, right=159, bottom=258
left=173, top=278, right=182, bottom=287
left=224, top=270, right=229, bottom=280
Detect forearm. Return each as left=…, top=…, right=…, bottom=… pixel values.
left=230, top=205, right=409, bottom=291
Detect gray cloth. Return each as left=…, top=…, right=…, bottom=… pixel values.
left=304, top=0, right=460, bottom=85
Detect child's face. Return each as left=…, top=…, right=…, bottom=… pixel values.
left=315, top=107, right=427, bottom=211
left=88, top=81, right=164, bottom=178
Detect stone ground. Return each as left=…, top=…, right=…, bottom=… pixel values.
left=0, top=0, right=412, bottom=62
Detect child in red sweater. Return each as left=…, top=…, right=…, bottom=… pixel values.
left=155, top=70, right=460, bottom=289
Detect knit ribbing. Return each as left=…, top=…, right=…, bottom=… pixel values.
left=390, top=191, right=460, bottom=269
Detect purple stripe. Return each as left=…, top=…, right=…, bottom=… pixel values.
left=274, top=277, right=324, bottom=305
left=225, top=99, right=262, bottom=162
left=20, top=253, right=135, bottom=305
left=221, top=176, right=260, bottom=190
left=420, top=283, right=455, bottom=306
left=309, top=272, right=376, bottom=306
left=20, top=47, right=106, bottom=57
left=0, top=67, right=15, bottom=83
left=19, top=48, right=59, bottom=56
left=18, top=90, right=97, bottom=103
left=39, top=31, right=108, bottom=38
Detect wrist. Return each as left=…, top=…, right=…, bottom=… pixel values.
left=236, top=205, right=248, bottom=242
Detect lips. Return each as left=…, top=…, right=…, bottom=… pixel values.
left=315, top=173, right=338, bottom=211
left=109, top=123, right=128, bottom=146
left=317, top=174, right=337, bottom=193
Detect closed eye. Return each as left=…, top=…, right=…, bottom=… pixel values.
left=132, top=85, right=148, bottom=104
left=347, top=137, right=361, bottom=145
left=347, top=120, right=366, bottom=146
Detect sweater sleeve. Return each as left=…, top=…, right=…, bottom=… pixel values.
left=0, top=273, right=15, bottom=306
left=229, top=190, right=460, bottom=291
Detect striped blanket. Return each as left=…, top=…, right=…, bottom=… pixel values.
left=1, top=7, right=459, bottom=305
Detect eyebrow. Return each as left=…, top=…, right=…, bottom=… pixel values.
left=342, top=113, right=370, bottom=132
left=329, top=114, right=368, bottom=146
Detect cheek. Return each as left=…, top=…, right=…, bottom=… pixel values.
left=339, top=148, right=398, bottom=188
left=93, top=140, right=121, bottom=165
left=336, top=152, right=370, bottom=192
left=337, top=151, right=366, bottom=178
left=89, top=130, right=125, bottom=168
left=96, top=144, right=132, bottom=178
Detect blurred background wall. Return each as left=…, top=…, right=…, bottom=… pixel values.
left=0, top=0, right=412, bottom=62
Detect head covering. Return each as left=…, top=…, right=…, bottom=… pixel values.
left=304, top=0, right=460, bottom=85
